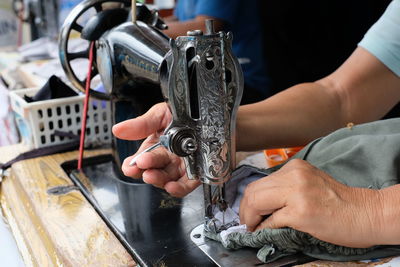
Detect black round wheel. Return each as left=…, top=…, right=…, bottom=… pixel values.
left=58, top=0, right=131, bottom=100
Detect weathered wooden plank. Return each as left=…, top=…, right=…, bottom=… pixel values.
left=0, top=148, right=135, bottom=267
left=0, top=143, right=29, bottom=163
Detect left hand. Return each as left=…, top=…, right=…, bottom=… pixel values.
left=112, top=103, right=201, bottom=197
left=239, top=159, right=383, bottom=248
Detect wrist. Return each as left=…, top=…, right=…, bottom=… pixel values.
left=353, top=187, right=385, bottom=246
left=336, top=186, right=383, bottom=247
left=376, top=185, right=400, bottom=245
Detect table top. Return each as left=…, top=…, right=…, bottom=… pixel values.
left=0, top=145, right=399, bottom=266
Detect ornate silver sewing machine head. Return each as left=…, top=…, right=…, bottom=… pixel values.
left=159, top=20, right=243, bottom=231
left=125, top=19, right=243, bottom=232
left=59, top=0, right=242, bottom=234
left=161, top=21, right=243, bottom=184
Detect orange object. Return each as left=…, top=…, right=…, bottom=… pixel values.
left=264, top=146, right=303, bottom=167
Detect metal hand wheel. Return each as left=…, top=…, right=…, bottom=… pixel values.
left=58, top=0, right=131, bottom=100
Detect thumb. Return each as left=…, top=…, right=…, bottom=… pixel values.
left=255, top=208, right=290, bottom=231
left=112, top=103, right=170, bottom=141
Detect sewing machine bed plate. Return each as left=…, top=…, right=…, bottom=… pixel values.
left=62, top=155, right=312, bottom=266
left=191, top=225, right=312, bottom=267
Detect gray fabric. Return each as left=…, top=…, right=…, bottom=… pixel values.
left=293, top=118, right=400, bottom=189
left=205, top=224, right=400, bottom=263
left=206, top=118, right=400, bottom=263
left=225, top=165, right=276, bottom=213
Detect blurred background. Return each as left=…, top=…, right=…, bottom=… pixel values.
left=0, top=0, right=393, bottom=147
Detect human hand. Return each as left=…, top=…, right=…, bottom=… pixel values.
left=112, top=103, right=201, bottom=197
left=239, top=159, right=383, bottom=248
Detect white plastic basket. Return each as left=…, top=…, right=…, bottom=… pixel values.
left=9, top=87, right=112, bottom=148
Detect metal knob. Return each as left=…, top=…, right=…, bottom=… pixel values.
left=187, top=30, right=203, bottom=36
left=180, top=137, right=198, bottom=155
left=167, top=127, right=198, bottom=157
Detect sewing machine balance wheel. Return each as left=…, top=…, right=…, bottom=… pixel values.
left=59, top=0, right=131, bottom=100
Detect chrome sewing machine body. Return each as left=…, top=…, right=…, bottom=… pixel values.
left=60, top=0, right=242, bottom=229
left=155, top=20, right=244, bottom=232
left=58, top=1, right=271, bottom=266
left=102, top=17, right=244, bottom=234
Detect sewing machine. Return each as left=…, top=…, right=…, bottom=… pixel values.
left=58, top=1, right=310, bottom=266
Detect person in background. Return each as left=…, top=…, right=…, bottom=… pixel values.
left=162, top=0, right=271, bottom=105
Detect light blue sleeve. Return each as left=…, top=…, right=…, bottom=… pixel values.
left=358, top=0, right=400, bottom=77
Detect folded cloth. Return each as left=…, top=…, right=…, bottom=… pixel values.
left=205, top=225, right=400, bottom=263
left=24, top=75, right=77, bottom=103
left=205, top=118, right=400, bottom=263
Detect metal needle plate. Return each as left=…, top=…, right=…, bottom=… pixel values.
left=191, top=224, right=264, bottom=266
left=190, top=224, right=314, bottom=267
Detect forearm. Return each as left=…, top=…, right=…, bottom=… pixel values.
left=236, top=81, right=346, bottom=151
left=236, top=47, right=400, bottom=151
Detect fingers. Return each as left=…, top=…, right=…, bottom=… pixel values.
left=119, top=137, right=200, bottom=197
left=255, top=208, right=291, bottom=231
left=112, top=103, right=170, bottom=141
left=164, top=178, right=201, bottom=198
left=241, top=160, right=322, bottom=231
left=141, top=156, right=185, bottom=187
left=142, top=169, right=200, bottom=197
left=120, top=134, right=166, bottom=177
left=111, top=102, right=200, bottom=198
left=239, top=175, right=290, bottom=231
left=134, top=146, right=174, bottom=169
left=121, top=157, right=143, bottom=178
left=142, top=169, right=178, bottom=188
left=122, top=145, right=177, bottom=177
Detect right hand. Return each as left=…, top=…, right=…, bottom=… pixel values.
left=112, top=103, right=201, bottom=197
left=239, top=159, right=382, bottom=248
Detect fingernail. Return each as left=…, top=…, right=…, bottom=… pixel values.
left=129, top=157, right=138, bottom=166
left=128, top=142, right=162, bottom=167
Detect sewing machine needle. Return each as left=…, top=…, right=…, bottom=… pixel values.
left=129, top=142, right=162, bottom=166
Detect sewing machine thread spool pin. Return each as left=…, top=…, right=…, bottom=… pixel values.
left=205, top=19, right=215, bottom=35
left=131, top=0, right=137, bottom=23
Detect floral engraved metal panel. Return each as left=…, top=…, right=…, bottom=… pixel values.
left=161, top=31, right=243, bottom=185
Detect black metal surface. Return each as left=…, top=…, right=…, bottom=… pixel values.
left=98, top=20, right=168, bottom=169
left=62, top=155, right=216, bottom=267
left=62, top=155, right=315, bottom=267
left=81, top=8, right=129, bottom=41
left=104, top=21, right=170, bottom=96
